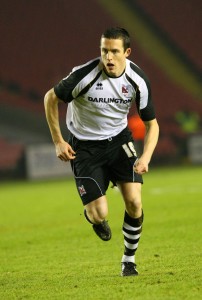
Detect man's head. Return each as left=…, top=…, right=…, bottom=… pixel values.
left=100, top=27, right=131, bottom=77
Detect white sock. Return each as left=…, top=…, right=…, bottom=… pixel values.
left=121, top=254, right=135, bottom=263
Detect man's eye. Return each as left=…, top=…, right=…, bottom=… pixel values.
left=102, top=49, right=108, bottom=54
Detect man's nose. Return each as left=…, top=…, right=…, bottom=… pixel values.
left=107, top=52, right=112, bottom=60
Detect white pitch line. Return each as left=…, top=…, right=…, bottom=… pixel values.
left=149, top=186, right=202, bottom=195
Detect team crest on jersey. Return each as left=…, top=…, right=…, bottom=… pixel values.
left=78, top=185, right=87, bottom=196
left=122, top=84, right=132, bottom=97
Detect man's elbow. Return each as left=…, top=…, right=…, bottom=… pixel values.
left=152, top=119, right=160, bottom=136
left=144, top=118, right=159, bottom=130
left=44, top=88, right=58, bottom=106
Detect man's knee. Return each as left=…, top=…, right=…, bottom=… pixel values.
left=85, top=196, right=108, bottom=224
left=118, top=182, right=142, bottom=218
left=125, top=197, right=142, bottom=218
left=86, top=207, right=108, bottom=224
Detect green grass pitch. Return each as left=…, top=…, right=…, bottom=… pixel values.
left=0, top=166, right=201, bottom=299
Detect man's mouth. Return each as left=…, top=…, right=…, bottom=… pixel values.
left=107, top=63, right=114, bottom=67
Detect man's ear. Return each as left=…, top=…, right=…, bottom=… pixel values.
left=125, top=48, right=131, bottom=57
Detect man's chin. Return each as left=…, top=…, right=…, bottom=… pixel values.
left=104, top=68, right=116, bottom=77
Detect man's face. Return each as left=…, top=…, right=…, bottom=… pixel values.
left=100, top=38, right=131, bottom=77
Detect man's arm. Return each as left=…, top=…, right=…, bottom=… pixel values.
left=44, top=88, right=76, bottom=161
left=134, top=118, right=159, bottom=174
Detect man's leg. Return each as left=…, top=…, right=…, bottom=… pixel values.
left=84, top=196, right=112, bottom=241
left=118, top=182, right=144, bottom=276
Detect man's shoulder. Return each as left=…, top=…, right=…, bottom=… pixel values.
left=72, top=57, right=101, bottom=73
left=126, top=59, right=150, bottom=84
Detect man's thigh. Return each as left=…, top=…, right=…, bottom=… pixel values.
left=107, top=134, right=143, bottom=184
left=70, top=139, right=110, bottom=205
left=118, top=182, right=142, bottom=217
left=118, top=182, right=142, bottom=203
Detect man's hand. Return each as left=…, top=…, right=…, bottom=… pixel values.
left=134, top=158, right=149, bottom=175
left=55, top=141, right=76, bottom=161
left=134, top=119, right=159, bottom=175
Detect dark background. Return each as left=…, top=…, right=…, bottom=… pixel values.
left=0, top=0, right=202, bottom=179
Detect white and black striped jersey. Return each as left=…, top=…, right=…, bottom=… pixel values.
left=54, top=57, right=156, bottom=140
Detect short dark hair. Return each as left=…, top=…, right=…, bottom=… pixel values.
left=101, top=27, right=131, bottom=51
